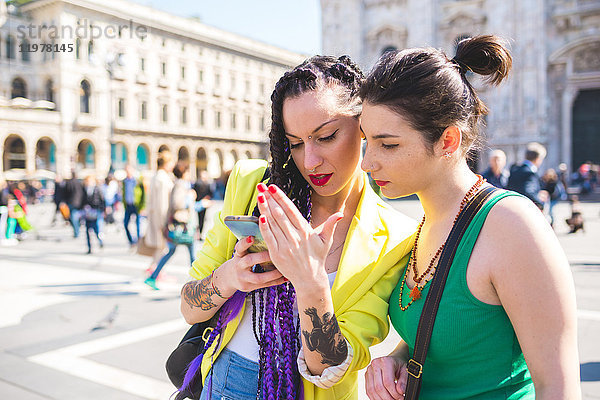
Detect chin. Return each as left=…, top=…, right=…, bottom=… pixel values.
left=380, top=185, right=409, bottom=199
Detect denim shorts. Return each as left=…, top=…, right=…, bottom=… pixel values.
left=200, top=348, right=262, bottom=400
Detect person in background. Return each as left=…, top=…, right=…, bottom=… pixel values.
left=0, top=179, right=13, bottom=245
left=103, top=174, right=119, bottom=225
left=144, top=161, right=195, bottom=290
left=507, top=142, right=548, bottom=210
left=565, top=195, right=584, bottom=234
left=481, top=149, right=509, bottom=188
left=193, top=170, right=214, bottom=241
left=82, top=175, right=105, bottom=254
left=51, top=174, right=66, bottom=225
left=64, top=170, right=85, bottom=238
left=558, top=163, right=570, bottom=192
left=541, top=168, right=566, bottom=227
left=144, top=150, right=175, bottom=273
left=122, top=165, right=145, bottom=246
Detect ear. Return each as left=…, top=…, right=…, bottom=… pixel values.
left=438, top=126, right=462, bottom=156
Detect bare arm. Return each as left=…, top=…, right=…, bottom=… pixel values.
left=485, top=197, right=580, bottom=399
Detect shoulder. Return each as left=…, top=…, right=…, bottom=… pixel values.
left=484, top=193, right=546, bottom=237
left=478, top=192, right=563, bottom=271
left=230, top=159, right=268, bottom=185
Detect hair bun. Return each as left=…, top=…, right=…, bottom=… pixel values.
left=453, top=35, right=512, bottom=85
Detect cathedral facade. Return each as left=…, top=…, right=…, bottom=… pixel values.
left=321, top=0, right=600, bottom=171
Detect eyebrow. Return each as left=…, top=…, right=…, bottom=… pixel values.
left=285, top=119, right=338, bottom=139
left=359, top=124, right=399, bottom=140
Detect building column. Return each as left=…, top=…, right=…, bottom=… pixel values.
left=561, top=86, right=578, bottom=171
left=26, top=138, right=36, bottom=174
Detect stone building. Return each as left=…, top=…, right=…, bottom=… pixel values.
left=0, top=0, right=305, bottom=181
left=321, top=0, right=600, bottom=171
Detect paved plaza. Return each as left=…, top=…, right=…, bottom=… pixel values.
left=1, top=199, right=599, bottom=399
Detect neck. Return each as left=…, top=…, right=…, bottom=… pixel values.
left=310, top=166, right=364, bottom=221
left=417, top=161, right=479, bottom=223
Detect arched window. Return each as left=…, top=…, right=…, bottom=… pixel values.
left=77, top=140, right=96, bottom=169
left=5, top=35, right=15, bottom=59
left=162, top=104, right=168, bottom=122
left=21, top=39, right=30, bottom=62
left=45, top=79, right=54, bottom=103
left=80, top=80, right=91, bottom=113
left=11, top=77, right=27, bottom=99
left=136, top=144, right=150, bottom=170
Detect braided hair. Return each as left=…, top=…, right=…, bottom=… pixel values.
left=255, top=55, right=363, bottom=399
left=178, top=55, right=364, bottom=400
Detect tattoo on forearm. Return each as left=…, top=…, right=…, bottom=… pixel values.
left=181, top=276, right=218, bottom=310
left=302, top=307, right=348, bottom=366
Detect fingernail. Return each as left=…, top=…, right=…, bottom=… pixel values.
left=259, top=216, right=266, bottom=224
left=268, top=185, right=277, bottom=194
left=336, top=214, right=343, bottom=221
left=257, top=183, right=267, bottom=193
left=257, top=194, right=265, bottom=204
left=246, top=236, right=253, bottom=243
left=283, top=278, right=289, bottom=282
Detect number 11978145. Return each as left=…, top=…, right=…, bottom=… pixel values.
left=19, top=43, right=74, bottom=53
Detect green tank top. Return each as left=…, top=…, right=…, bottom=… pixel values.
left=389, top=190, right=535, bottom=399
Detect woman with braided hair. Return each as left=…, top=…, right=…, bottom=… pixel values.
left=179, top=55, right=417, bottom=400
left=360, top=36, right=580, bottom=399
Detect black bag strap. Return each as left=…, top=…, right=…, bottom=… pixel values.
left=405, top=185, right=498, bottom=399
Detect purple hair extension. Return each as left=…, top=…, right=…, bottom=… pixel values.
left=178, top=290, right=247, bottom=396
left=262, top=286, right=278, bottom=400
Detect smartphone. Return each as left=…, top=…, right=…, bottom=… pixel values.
left=224, top=215, right=272, bottom=272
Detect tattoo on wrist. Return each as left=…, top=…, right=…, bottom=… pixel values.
left=302, top=307, right=348, bottom=366
left=181, top=276, right=218, bottom=310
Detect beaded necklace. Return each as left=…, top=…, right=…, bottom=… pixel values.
left=399, top=175, right=485, bottom=311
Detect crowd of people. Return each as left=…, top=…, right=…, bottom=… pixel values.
left=481, top=143, right=595, bottom=232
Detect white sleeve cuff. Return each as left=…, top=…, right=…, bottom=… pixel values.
left=297, top=340, right=354, bottom=389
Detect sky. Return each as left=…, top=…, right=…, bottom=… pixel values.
left=129, top=0, right=322, bottom=55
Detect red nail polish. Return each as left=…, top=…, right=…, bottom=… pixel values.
left=257, top=183, right=267, bottom=193
left=246, top=236, right=253, bottom=243
left=257, top=194, right=265, bottom=204
left=259, top=216, right=266, bottom=224
left=268, top=185, right=277, bottom=194
left=283, top=278, right=289, bottom=282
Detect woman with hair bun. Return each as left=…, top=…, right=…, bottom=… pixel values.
left=179, top=55, right=417, bottom=400
left=360, top=36, right=580, bottom=399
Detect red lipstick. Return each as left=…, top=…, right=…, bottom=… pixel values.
left=309, top=173, right=333, bottom=186
left=374, top=180, right=389, bottom=187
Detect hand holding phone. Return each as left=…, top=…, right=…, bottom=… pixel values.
left=224, top=215, right=273, bottom=272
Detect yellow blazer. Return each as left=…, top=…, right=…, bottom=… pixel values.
left=189, top=159, right=417, bottom=400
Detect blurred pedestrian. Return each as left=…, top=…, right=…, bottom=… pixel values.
left=481, top=149, right=509, bottom=188
left=565, top=195, right=584, bottom=234
left=507, top=142, right=547, bottom=210
left=141, top=150, right=174, bottom=271
left=51, top=175, right=66, bottom=225
left=541, top=168, right=566, bottom=227
left=0, top=179, right=12, bottom=245
left=82, top=175, right=105, bottom=254
left=145, top=161, right=195, bottom=290
left=102, top=174, right=120, bottom=225
left=122, top=165, right=145, bottom=246
left=574, top=161, right=592, bottom=195
left=64, top=170, right=85, bottom=238
left=558, top=163, right=569, bottom=192
left=192, top=170, right=214, bottom=241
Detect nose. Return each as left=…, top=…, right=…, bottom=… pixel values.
left=361, top=145, right=377, bottom=173
left=303, top=143, right=323, bottom=172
